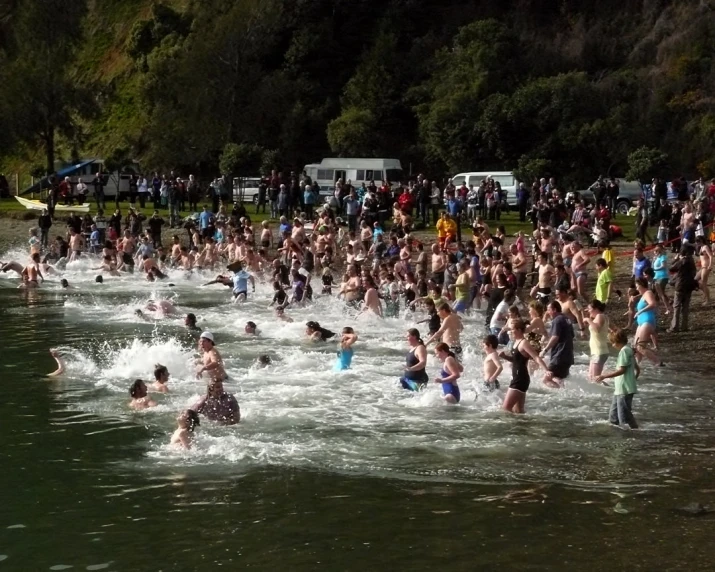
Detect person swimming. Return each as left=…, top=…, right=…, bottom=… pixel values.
left=335, top=327, right=358, bottom=371
left=151, top=364, right=170, bottom=394
left=400, top=328, right=428, bottom=391
left=305, top=321, right=336, bottom=342
left=170, top=409, right=200, bottom=449
left=256, top=354, right=272, bottom=367
left=433, top=342, right=463, bottom=404
left=128, top=379, right=157, bottom=410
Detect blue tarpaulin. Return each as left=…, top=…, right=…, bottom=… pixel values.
left=19, top=159, right=98, bottom=196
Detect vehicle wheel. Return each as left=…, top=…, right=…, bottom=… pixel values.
left=616, top=200, right=630, bottom=215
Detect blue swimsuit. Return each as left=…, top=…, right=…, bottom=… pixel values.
left=440, top=368, right=461, bottom=403
left=636, top=297, right=657, bottom=327
left=335, top=347, right=353, bottom=371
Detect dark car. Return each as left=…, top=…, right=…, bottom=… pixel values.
left=578, top=179, right=645, bottom=215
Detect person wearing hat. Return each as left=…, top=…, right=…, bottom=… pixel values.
left=196, top=331, right=227, bottom=381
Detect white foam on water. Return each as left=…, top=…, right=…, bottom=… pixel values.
left=2, top=245, right=707, bottom=484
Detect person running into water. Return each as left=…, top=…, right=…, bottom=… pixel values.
left=400, top=328, right=428, bottom=391
left=196, top=331, right=227, bottom=381
left=232, top=264, right=256, bottom=302
left=583, top=299, right=610, bottom=381
left=481, top=334, right=503, bottom=392
left=632, top=278, right=663, bottom=366
left=128, top=379, right=157, bottom=410
left=425, top=303, right=463, bottom=357
left=170, top=409, right=200, bottom=449
left=335, top=327, right=358, bottom=371
left=595, top=328, right=640, bottom=429
left=433, top=342, right=463, bottom=403
left=541, top=301, right=574, bottom=387
left=499, top=319, right=548, bottom=413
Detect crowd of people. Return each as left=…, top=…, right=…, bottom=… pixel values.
left=4, top=169, right=714, bottom=448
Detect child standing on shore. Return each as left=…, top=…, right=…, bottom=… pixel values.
left=595, top=329, right=640, bottom=429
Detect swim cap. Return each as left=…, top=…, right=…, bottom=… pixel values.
left=200, top=331, right=214, bottom=342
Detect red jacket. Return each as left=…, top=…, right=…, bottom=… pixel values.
left=398, top=192, right=414, bottom=211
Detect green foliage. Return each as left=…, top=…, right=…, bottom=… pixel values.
left=1, top=0, right=715, bottom=184
left=327, top=108, right=377, bottom=157
left=626, top=147, right=669, bottom=183
left=219, top=143, right=263, bottom=177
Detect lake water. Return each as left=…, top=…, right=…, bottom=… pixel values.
left=1, top=249, right=715, bottom=570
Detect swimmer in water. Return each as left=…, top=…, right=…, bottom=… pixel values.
left=305, top=320, right=336, bottom=342
left=275, top=305, right=294, bottom=322
left=335, top=327, right=358, bottom=371
left=433, top=342, right=464, bottom=403
left=95, top=275, right=104, bottom=283
left=47, top=348, right=66, bottom=377
left=255, top=354, right=272, bottom=367
left=185, top=313, right=200, bottom=331
left=245, top=321, right=259, bottom=335
left=196, top=331, right=227, bottom=381
left=144, top=299, right=178, bottom=316
left=425, top=303, right=463, bottom=358
left=128, top=379, right=157, bottom=410
left=170, top=409, right=200, bottom=449
left=151, top=364, right=170, bottom=394
left=60, top=279, right=70, bottom=289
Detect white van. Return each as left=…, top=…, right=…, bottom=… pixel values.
left=450, top=171, right=520, bottom=205
left=303, top=158, right=403, bottom=192
left=232, top=176, right=262, bottom=204
left=54, top=158, right=141, bottom=199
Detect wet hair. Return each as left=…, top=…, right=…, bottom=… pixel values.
left=549, top=301, right=562, bottom=313
left=434, top=342, right=455, bottom=358
left=483, top=334, right=498, bottom=349
left=407, top=328, right=424, bottom=344
left=60, top=279, right=69, bottom=288
left=306, top=320, right=320, bottom=330
left=185, top=409, right=200, bottom=432
left=342, top=326, right=355, bottom=334
left=608, top=328, right=629, bottom=346
left=185, top=313, right=197, bottom=326
left=437, top=302, right=452, bottom=313
left=129, top=379, right=146, bottom=398
left=257, top=354, right=272, bottom=365
left=95, top=275, right=103, bottom=283
left=246, top=321, right=257, bottom=330
left=589, top=299, right=606, bottom=313
left=154, top=364, right=169, bottom=381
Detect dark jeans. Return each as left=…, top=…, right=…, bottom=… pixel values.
left=671, top=290, right=692, bottom=331
left=347, top=214, right=358, bottom=232
left=420, top=202, right=429, bottom=225
left=305, top=204, right=314, bottom=220
left=256, top=197, right=267, bottom=214
left=94, top=192, right=105, bottom=211
left=431, top=205, right=440, bottom=226
left=153, top=192, right=161, bottom=209
left=40, top=228, right=49, bottom=248
left=139, top=193, right=147, bottom=208
left=518, top=201, right=528, bottom=222
left=608, top=197, right=618, bottom=218
left=609, top=393, right=637, bottom=428
left=455, top=217, right=462, bottom=243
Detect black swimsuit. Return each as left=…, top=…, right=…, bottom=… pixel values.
left=509, top=340, right=531, bottom=393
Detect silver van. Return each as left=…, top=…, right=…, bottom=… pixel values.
left=450, top=171, right=519, bottom=205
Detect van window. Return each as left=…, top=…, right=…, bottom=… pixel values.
left=335, top=170, right=346, bottom=182
left=451, top=175, right=466, bottom=187
left=468, top=175, right=486, bottom=188
left=373, top=170, right=383, bottom=181
left=356, top=170, right=365, bottom=181
left=317, top=169, right=334, bottom=181
left=491, top=175, right=515, bottom=188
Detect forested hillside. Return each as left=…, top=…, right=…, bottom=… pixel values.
left=1, top=0, right=714, bottom=186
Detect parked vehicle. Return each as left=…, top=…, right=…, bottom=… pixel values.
left=21, top=158, right=141, bottom=200
left=449, top=171, right=520, bottom=206
left=578, top=179, right=645, bottom=215
left=232, top=177, right=262, bottom=204
left=303, top=158, right=403, bottom=192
